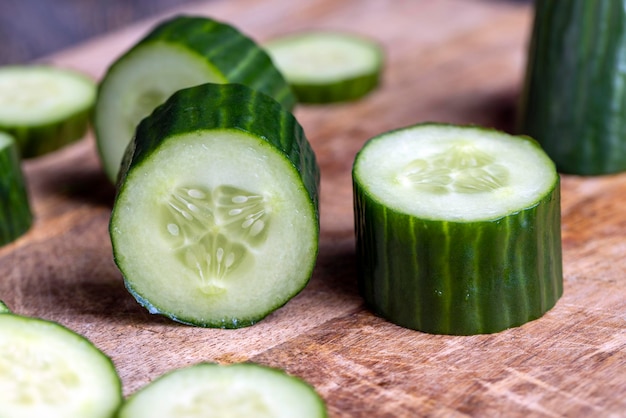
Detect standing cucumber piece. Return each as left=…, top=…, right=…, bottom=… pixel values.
left=118, top=363, right=327, bottom=418
left=110, top=83, right=319, bottom=328
left=0, top=132, right=32, bottom=245
left=94, top=15, right=296, bottom=182
left=0, top=65, right=96, bottom=158
left=353, top=123, right=563, bottom=335
left=518, top=0, right=626, bottom=175
left=0, top=314, right=122, bottom=418
left=265, top=31, right=383, bottom=104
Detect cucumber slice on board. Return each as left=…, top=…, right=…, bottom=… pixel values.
left=110, top=83, right=319, bottom=328
left=0, top=132, right=32, bottom=246
left=94, top=15, right=296, bottom=182
left=118, top=363, right=327, bottom=418
left=0, top=65, right=96, bottom=158
left=265, top=31, right=383, bottom=103
left=353, top=123, right=563, bottom=335
left=0, top=314, right=122, bottom=418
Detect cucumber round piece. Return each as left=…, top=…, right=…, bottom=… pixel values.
left=0, top=314, right=122, bottom=418
left=110, top=83, right=319, bottom=328
left=118, top=362, right=327, bottom=418
left=94, top=15, right=296, bottom=182
left=353, top=123, right=563, bottom=335
left=0, top=132, right=32, bottom=246
left=0, top=300, right=10, bottom=313
left=265, top=31, right=383, bottom=104
left=0, top=65, right=96, bottom=158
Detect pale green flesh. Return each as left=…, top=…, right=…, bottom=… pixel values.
left=0, top=66, right=95, bottom=126
left=119, top=364, right=325, bottom=418
left=95, top=42, right=225, bottom=181
left=0, top=315, right=121, bottom=418
left=266, top=32, right=381, bottom=83
left=111, top=130, right=317, bottom=324
left=354, top=125, right=557, bottom=221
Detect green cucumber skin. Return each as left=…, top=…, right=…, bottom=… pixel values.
left=290, top=72, right=380, bottom=104
left=353, top=179, right=563, bottom=336
left=113, top=83, right=319, bottom=328
left=518, top=0, right=626, bottom=175
left=0, top=136, right=32, bottom=246
left=2, top=106, right=92, bottom=159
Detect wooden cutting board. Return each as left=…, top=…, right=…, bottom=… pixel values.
left=2, top=0, right=625, bottom=416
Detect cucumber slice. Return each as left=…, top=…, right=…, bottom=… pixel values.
left=95, top=15, right=296, bottom=182
left=0, top=300, right=10, bottom=313
left=118, top=363, right=327, bottom=418
left=0, top=132, right=32, bottom=245
left=0, top=314, right=122, bottom=418
left=0, top=65, right=96, bottom=158
left=110, top=83, right=319, bottom=328
left=265, top=31, right=383, bottom=103
left=352, top=123, right=563, bottom=335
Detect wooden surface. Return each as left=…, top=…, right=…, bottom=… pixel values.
left=2, top=0, right=625, bottom=416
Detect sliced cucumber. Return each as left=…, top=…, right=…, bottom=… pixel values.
left=0, top=300, right=10, bottom=313
left=118, top=363, right=327, bottom=418
left=0, top=314, right=122, bottom=418
left=352, top=123, right=563, bottom=335
left=265, top=31, right=383, bottom=103
left=0, top=65, right=96, bottom=158
left=0, top=132, right=32, bottom=245
left=110, top=83, right=319, bottom=328
left=95, top=15, right=296, bottom=182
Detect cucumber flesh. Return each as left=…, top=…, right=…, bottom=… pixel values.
left=117, top=363, right=327, bottom=418
left=265, top=31, right=383, bottom=103
left=0, top=66, right=96, bottom=158
left=0, top=132, right=32, bottom=245
left=110, top=83, right=319, bottom=328
left=353, top=123, right=563, bottom=335
left=0, top=314, right=122, bottom=418
left=95, top=15, right=296, bottom=182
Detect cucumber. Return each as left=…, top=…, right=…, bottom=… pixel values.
left=110, top=83, right=319, bottom=328
left=265, top=31, right=383, bottom=103
left=0, top=132, right=32, bottom=245
left=0, top=65, right=96, bottom=158
left=518, top=0, right=626, bottom=175
left=117, top=362, right=327, bottom=418
left=0, top=300, right=10, bottom=313
left=0, top=314, right=122, bottom=418
left=94, top=15, right=296, bottom=182
left=352, top=123, right=563, bottom=335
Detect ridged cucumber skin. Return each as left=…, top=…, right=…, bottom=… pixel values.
left=518, top=0, right=626, bottom=175
left=0, top=133, right=32, bottom=246
left=112, top=83, right=319, bottom=328
left=289, top=72, right=381, bottom=104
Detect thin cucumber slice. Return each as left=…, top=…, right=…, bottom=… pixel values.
left=118, top=363, right=327, bottom=418
left=353, top=123, right=563, bottom=335
left=0, top=132, right=32, bottom=245
left=0, top=65, right=96, bottom=158
left=265, top=31, right=383, bottom=103
left=0, top=300, right=10, bottom=313
left=110, top=83, right=319, bottom=328
left=95, top=15, right=296, bottom=182
left=0, top=314, right=122, bottom=418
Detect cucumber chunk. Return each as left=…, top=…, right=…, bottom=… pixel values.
left=0, top=300, right=10, bottom=313
left=0, top=314, right=122, bottom=418
left=265, top=31, right=383, bottom=103
left=0, top=65, right=96, bottom=158
left=0, top=132, right=32, bottom=245
left=353, top=123, right=563, bottom=335
left=118, top=363, right=327, bottom=418
left=95, top=15, right=296, bottom=182
left=110, top=83, right=319, bottom=328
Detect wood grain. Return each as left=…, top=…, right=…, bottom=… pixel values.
left=1, top=0, right=625, bottom=416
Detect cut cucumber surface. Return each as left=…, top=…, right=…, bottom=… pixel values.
left=0, top=132, right=32, bottom=246
left=0, top=300, right=10, bottom=313
left=265, top=31, right=383, bottom=103
left=95, top=15, right=296, bottom=182
left=0, top=314, right=122, bottom=418
left=353, top=123, right=563, bottom=335
left=110, top=83, right=319, bottom=328
left=0, top=65, right=96, bottom=158
left=118, top=363, right=327, bottom=418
